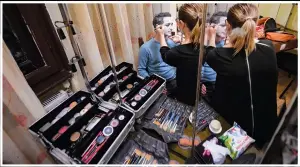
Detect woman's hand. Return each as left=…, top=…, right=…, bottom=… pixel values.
left=155, top=24, right=167, bottom=47
left=155, top=24, right=164, bottom=38
left=169, top=34, right=181, bottom=43
left=207, top=25, right=218, bottom=47
left=208, top=25, right=218, bottom=37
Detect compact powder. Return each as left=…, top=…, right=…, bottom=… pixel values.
left=103, top=126, right=114, bottom=137
left=110, top=119, right=119, bottom=127
left=134, top=94, right=141, bottom=101
left=139, top=89, right=148, bottom=97
left=70, top=132, right=81, bottom=142
left=126, top=84, right=133, bottom=89
left=118, top=115, right=125, bottom=121
left=131, top=101, right=137, bottom=107
left=96, top=135, right=105, bottom=144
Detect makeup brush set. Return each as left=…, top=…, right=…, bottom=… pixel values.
left=110, top=130, right=170, bottom=164
left=188, top=99, right=219, bottom=132
left=29, top=91, right=135, bottom=164
left=142, top=94, right=192, bottom=143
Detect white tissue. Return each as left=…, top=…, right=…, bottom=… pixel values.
left=203, top=139, right=230, bottom=164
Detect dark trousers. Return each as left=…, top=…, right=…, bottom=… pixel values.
left=202, top=81, right=215, bottom=105
left=166, top=78, right=177, bottom=97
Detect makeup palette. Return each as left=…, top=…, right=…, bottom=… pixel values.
left=118, top=115, right=125, bottom=121
left=139, top=89, right=147, bottom=97
left=70, top=132, right=81, bottom=142
left=126, top=84, right=133, bottom=89
left=110, top=119, right=119, bottom=127
left=103, top=126, right=114, bottom=137
left=134, top=95, right=142, bottom=101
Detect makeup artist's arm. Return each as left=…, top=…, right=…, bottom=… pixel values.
left=156, top=25, right=168, bottom=47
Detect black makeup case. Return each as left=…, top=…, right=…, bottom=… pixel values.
left=122, top=73, right=166, bottom=119
left=29, top=90, right=135, bottom=164
left=90, top=62, right=166, bottom=119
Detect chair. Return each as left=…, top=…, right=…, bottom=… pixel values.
left=276, top=51, right=297, bottom=99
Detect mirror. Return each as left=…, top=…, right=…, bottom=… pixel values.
left=48, top=2, right=300, bottom=165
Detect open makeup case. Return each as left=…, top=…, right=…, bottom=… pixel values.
left=28, top=62, right=166, bottom=164
left=89, top=62, right=166, bottom=119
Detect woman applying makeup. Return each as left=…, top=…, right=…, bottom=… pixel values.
left=205, top=4, right=279, bottom=148
left=156, top=3, right=213, bottom=106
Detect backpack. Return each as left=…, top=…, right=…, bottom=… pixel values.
left=256, top=17, right=279, bottom=39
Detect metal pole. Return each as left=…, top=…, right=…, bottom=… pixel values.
left=58, top=4, right=99, bottom=102
left=191, top=4, right=208, bottom=158
left=97, top=4, right=123, bottom=105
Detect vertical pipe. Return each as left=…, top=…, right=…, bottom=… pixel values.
left=191, top=3, right=207, bottom=158
left=97, top=4, right=123, bottom=105
left=58, top=4, right=98, bottom=102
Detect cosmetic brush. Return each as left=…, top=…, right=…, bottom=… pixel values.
left=155, top=108, right=164, bottom=117
left=132, top=149, right=142, bottom=164
left=163, top=110, right=175, bottom=131
left=168, top=107, right=180, bottom=132
left=170, top=110, right=182, bottom=133
left=124, top=149, right=136, bottom=164
left=160, top=110, right=171, bottom=129
left=153, top=109, right=168, bottom=125
left=137, top=152, right=147, bottom=164
left=163, top=104, right=176, bottom=130
left=143, top=154, right=152, bottom=164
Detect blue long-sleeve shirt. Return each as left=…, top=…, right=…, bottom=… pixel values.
left=201, top=40, right=225, bottom=82
left=138, top=38, right=177, bottom=80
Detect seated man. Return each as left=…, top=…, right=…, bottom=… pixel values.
left=202, top=11, right=227, bottom=103
left=138, top=12, right=177, bottom=93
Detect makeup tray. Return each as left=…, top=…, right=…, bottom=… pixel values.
left=28, top=90, right=136, bottom=164
left=90, top=62, right=166, bottom=119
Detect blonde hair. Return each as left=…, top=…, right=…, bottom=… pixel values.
left=227, top=4, right=258, bottom=56
left=178, top=3, right=203, bottom=47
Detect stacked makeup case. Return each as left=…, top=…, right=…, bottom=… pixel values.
left=28, top=62, right=166, bottom=164
left=29, top=90, right=136, bottom=164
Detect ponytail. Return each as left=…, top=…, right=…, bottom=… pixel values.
left=191, top=17, right=202, bottom=47
left=229, top=18, right=256, bottom=56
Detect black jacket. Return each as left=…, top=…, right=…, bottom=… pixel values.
left=160, top=43, right=213, bottom=106
left=206, top=39, right=279, bottom=148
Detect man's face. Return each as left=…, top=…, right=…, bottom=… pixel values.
left=216, top=16, right=227, bottom=38
left=162, top=17, right=174, bottom=37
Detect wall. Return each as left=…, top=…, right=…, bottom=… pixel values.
left=258, top=3, right=298, bottom=34
left=3, top=42, right=54, bottom=164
